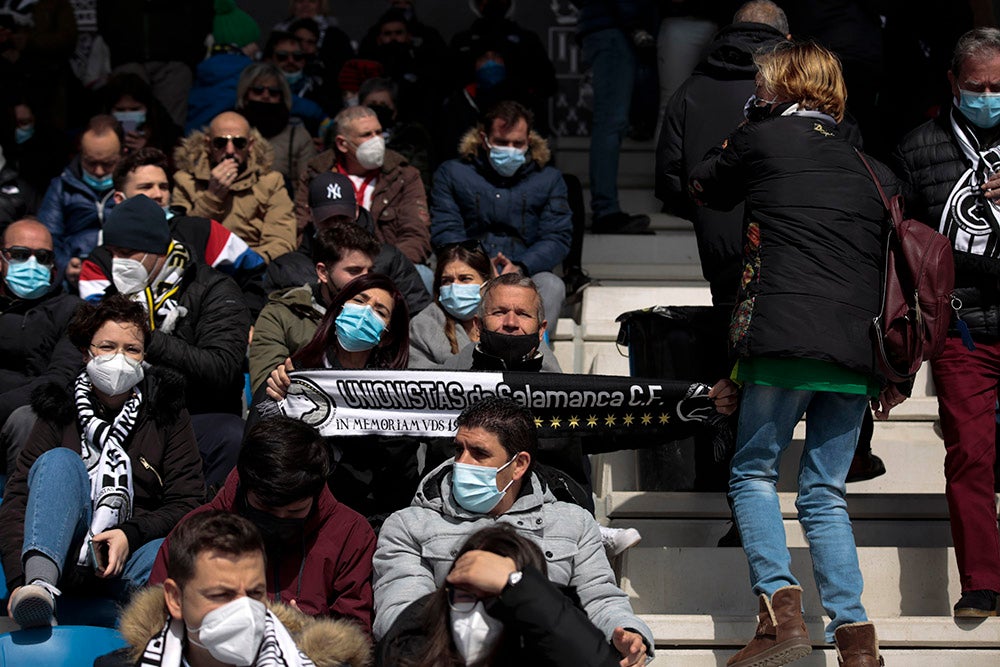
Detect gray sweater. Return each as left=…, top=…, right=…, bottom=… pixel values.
left=407, top=303, right=473, bottom=369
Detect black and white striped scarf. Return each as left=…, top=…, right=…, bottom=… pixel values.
left=941, top=105, right=1000, bottom=257
left=74, top=371, right=142, bottom=566
left=138, top=613, right=315, bottom=667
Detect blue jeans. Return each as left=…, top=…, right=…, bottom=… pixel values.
left=582, top=28, right=634, bottom=220
left=729, top=383, right=869, bottom=642
left=23, top=448, right=162, bottom=598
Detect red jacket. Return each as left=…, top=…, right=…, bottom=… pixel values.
left=149, top=469, right=376, bottom=632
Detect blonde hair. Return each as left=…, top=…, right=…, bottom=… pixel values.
left=754, top=41, right=847, bottom=122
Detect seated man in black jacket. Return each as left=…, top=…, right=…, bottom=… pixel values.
left=80, top=195, right=251, bottom=488
left=265, top=171, right=431, bottom=316
left=0, top=219, right=82, bottom=474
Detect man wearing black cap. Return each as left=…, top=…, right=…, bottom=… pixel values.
left=88, top=195, right=251, bottom=487
left=264, top=171, right=430, bottom=314
left=249, top=172, right=430, bottom=392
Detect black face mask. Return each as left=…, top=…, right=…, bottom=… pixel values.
left=240, top=500, right=309, bottom=550
left=242, top=100, right=290, bottom=138
left=478, top=328, right=540, bottom=369
left=368, top=103, right=395, bottom=132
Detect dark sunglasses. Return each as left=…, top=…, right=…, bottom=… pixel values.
left=2, top=246, right=55, bottom=266
left=250, top=85, right=282, bottom=97
left=274, top=50, right=305, bottom=62
left=211, top=135, right=249, bottom=150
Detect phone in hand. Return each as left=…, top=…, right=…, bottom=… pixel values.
left=89, top=539, right=109, bottom=572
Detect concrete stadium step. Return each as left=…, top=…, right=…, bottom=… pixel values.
left=618, top=547, right=964, bottom=617
left=641, top=615, right=1000, bottom=648
left=611, top=517, right=953, bottom=549
left=553, top=137, right=656, bottom=189
left=603, top=492, right=953, bottom=520
left=649, top=648, right=1000, bottom=666
left=581, top=230, right=703, bottom=282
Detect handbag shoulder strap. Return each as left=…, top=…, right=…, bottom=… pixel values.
left=853, top=147, right=892, bottom=210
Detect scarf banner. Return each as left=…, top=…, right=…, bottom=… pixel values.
left=265, top=369, right=718, bottom=438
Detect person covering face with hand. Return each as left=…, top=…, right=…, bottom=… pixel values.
left=372, top=398, right=654, bottom=664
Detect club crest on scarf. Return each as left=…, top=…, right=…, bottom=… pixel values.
left=942, top=108, right=1000, bottom=257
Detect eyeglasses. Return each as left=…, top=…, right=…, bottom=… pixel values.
left=1, top=246, right=55, bottom=266
left=446, top=585, right=478, bottom=613
left=250, top=85, right=282, bottom=97
left=90, top=342, right=144, bottom=357
left=274, top=50, right=305, bottom=62
left=210, top=135, right=249, bottom=150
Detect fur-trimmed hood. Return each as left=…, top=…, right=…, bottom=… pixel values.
left=29, top=366, right=188, bottom=427
left=457, top=127, right=552, bottom=168
left=173, top=127, right=275, bottom=190
left=117, top=586, right=372, bottom=667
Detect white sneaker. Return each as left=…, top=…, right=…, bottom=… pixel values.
left=10, top=579, right=59, bottom=628
left=600, top=526, right=642, bottom=556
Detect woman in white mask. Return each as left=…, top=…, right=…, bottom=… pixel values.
left=376, top=525, right=620, bottom=667
left=408, top=242, right=494, bottom=369
left=1, top=295, right=205, bottom=628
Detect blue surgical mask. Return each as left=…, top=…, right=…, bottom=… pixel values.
left=335, top=302, right=386, bottom=352
left=162, top=206, right=175, bottom=221
left=438, top=283, right=481, bottom=321
left=451, top=457, right=516, bottom=514
left=14, top=125, right=33, bottom=144
left=82, top=170, right=114, bottom=192
left=958, top=90, right=1000, bottom=129
left=4, top=256, right=51, bottom=299
left=488, top=144, right=526, bottom=178
left=476, top=60, right=507, bottom=90
left=283, top=69, right=304, bottom=85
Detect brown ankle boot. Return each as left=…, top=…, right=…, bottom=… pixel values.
left=727, top=585, right=812, bottom=667
left=834, top=622, right=884, bottom=666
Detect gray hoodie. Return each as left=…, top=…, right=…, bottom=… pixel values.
left=372, top=460, right=654, bottom=654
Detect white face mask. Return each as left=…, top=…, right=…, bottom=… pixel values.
left=450, top=600, right=504, bottom=664
left=87, top=352, right=144, bottom=396
left=187, top=596, right=267, bottom=666
left=111, top=255, right=150, bottom=295
left=354, top=135, right=386, bottom=170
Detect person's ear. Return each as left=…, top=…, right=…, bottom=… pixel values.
left=472, top=314, right=482, bottom=334
left=537, top=319, right=548, bottom=342
left=315, top=262, right=328, bottom=284
left=511, top=451, right=530, bottom=481
left=949, top=70, right=960, bottom=100
left=164, top=578, right=183, bottom=621
left=112, top=191, right=125, bottom=204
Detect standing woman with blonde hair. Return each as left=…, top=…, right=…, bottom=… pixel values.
left=692, top=41, right=895, bottom=667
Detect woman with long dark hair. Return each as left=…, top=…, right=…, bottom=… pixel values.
left=376, top=525, right=620, bottom=667
left=408, top=242, right=493, bottom=368
left=259, top=272, right=413, bottom=525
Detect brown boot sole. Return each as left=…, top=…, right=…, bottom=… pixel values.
left=954, top=607, right=999, bottom=618
left=728, top=640, right=812, bottom=667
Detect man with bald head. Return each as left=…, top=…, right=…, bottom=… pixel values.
left=37, top=115, right=123, bottom=284
left=0, top=219, right=82, bottom=473
left=172, top=111, right=297, bottom=263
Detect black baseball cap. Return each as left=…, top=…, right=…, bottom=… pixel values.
left=309, top=172, right=357, bottom=223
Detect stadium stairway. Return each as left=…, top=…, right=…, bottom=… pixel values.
left=551, top=137, right=1000, bottom=664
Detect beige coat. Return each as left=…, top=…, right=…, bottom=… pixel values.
left=172, top=128, right=296, bottom=263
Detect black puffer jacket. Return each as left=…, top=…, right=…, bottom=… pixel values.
left=95, top=261, right=251, bottom=415
left=690, top=109, right=893, bottom=375
left=655, top=22, right=787, bottom=305
left=893, top=111, right=1000, bottom=338
left=375, top=565, right=620, bottom=667
left=0, top=289, right=82, bottom=426
left=0, top=368, right=204, bottom=590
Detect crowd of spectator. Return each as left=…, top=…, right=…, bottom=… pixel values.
left=0, top=1, right=996, bottom=666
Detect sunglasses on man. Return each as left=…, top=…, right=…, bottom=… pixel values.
left=274, top=50, right=305, bottom=62
left=1, top=246, right=55, bottom=266
left=211, top=135, right=249, bottom=150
